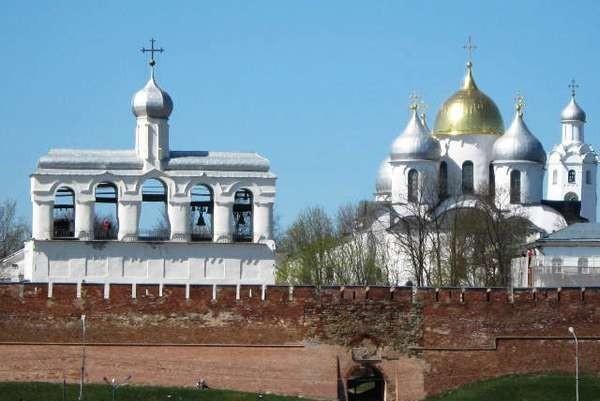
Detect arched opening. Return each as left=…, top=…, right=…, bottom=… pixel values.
left=139, top=179, right=169, bottom=240
left=94, top=183, right=118, bottom=240
left=190, top=184, right=213, bottom=241
left=510, top=170, right=521, bottom=204
left=552, top=170, right=557, bottom=185
left=407, top=169, right=418, bottom=202
left=462, top=161, right=474, bottom=195
left=568, top=169, right=576, bottom=183
left=233, top=189, right=253, bottom=242
left=347, top=365, right=385, bottom=401
left=586, top=170, right=592, bottom=185
left=489, top=163, right=495, bottom=197
left=564, top=192, right=578, bottom=202
left=438, top=162, right=448, bottom=199
left=53, top=187, right=75, bottom=239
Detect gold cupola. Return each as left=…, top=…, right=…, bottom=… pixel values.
left=433, top=62, right=504, bottom=136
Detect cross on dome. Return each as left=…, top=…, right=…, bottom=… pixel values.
left=409, top=91, right=420, bottom=111
left=569, top=79, right=579, bottom=97
left=463, top=36, right=477, bottom=65
left=141, top=38, right=164, bottom=68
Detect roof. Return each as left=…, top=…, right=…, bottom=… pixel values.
left=537, top=223, right=600, bottom=244
left=540, top=200, right=587, bottom=225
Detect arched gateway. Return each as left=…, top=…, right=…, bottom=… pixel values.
left=347, top=365, right=385, bottom=401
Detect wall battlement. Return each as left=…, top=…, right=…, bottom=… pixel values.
left=0, top=282, right=595, bottom=305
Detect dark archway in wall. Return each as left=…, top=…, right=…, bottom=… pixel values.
left=347, top=365, right=385, bottom=401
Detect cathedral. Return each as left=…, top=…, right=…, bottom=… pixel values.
left=375, top=60, right=598, bottom=234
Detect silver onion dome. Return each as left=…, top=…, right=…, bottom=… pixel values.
left=390, top=107, right=441, bottom=161
left=375, top=157, right=392, bottom=194
left=561, top=96, right=586, bottom=122
left=492, top=104, right=546, bottom=164
left=132, top=71, right=173, bottom=119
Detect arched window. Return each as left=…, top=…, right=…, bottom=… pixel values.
left=564, top=192, right=578, bottom=202
left=586, top=170, right=592, bottom=185
left=551, top=257, right=562, bottom=274
left=233, top=189, right=253, bottom=242
left=578, top=257, right=589, bottom=275
left=462, top=161, right=474, bottom=195
left=568, top=169, right=576, bottom=183
left=53, top=187, right=75, bottom=239
left=552, top=170, right=557, bottom=185
left=439, top=162, right=448, bottom=199
left=139, top=179, right=169, bottom=240
left=489, top=164, right=495, bottom=197
left=407, top=169, right=418, bottom=202
left=190, top=184, right=213, bottom=241
left=510, top=170, right=521, bottom=204
left=94, top=183, right=118, bottom=240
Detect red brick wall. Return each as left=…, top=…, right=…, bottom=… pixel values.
left=0, top=284, right=598, bottom=400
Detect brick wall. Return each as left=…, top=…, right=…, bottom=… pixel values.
left=0, top=283, right=599, bottom=400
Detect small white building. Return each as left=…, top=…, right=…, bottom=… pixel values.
left=512, top=223, right=600, bottom=287
left=16, top=45, right=277, bottom=285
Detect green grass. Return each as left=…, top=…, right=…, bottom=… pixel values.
left=425, top=373, right=600, bottom=401
left=0, top=382, right=315, bottom=401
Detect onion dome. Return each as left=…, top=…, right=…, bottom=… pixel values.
left=391, top=105, right=441, bottom=161
left=561, top=96, right=586, bottom=122
left=132, top=70, right=173, bottom=119
left=492, top=97, right=546, bottom=164
left=434, top=62, right=504, bottom=136
left=375, top=157, right=392, bottom=194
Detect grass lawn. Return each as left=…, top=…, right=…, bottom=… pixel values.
left=0, top=382, right=316, bottom=401
left=425, top=373, right=600, bottom=401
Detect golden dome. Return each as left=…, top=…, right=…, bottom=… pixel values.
left=433, top=62, right=504, bottom=136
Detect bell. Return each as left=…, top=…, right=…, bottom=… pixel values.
left=237, top=212, right=245, bottom=226
left=196, top=212, right=206, bottom=226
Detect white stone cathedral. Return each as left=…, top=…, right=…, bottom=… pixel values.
left=18, top=44, right=277, bottom=285
left=375, top=59, right=598, bottom=250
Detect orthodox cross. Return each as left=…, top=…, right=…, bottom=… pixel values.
left=514, top=92, right=525, bottom=117
left=141, top=38, right=164, bottom=67
left=463, top=36, right=477, bottom=63
left=569, top=79, right=579, bottom=97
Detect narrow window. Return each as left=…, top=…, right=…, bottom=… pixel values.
left=233, top=189, right=253, bottom=242
left=190, top=184, right=213, bottom=241
left=489, top=164, right=495, bottom=198
left=551, top=257, right=562, bottom=274
left=568, top=169, right=576, bottom=183
left=578, top=257, right=589, bottom=274
left=552, top=170, right=557, bottom=185
left=586, top=170, right=592, bottom=185
left=510, top=170, right=521, bottom=204
left=53, top=187, right=75, bottom=239
left=408, top=169, right=419, bottom=202
left=439, top=162, right=448, bottom=199
left=462, top=161, right=474, bottom=195
left=139, top=179, right=169, bottom=240
left=94, top=182, right=118, bottom=240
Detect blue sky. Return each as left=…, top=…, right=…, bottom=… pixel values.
left=1, top=1, right=600, bottom=228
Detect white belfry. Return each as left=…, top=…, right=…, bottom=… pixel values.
left=546, top=82, right=598, bottom=222
left=23, top=40, right=277, bottom=285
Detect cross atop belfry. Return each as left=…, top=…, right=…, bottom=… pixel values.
left=463, top=36, right=477, bottom=63
left=141, top=38, right=164, bottom=68
left=569, top=79, right=579, bottom=97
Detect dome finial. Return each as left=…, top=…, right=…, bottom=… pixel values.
left=514, top=91, right=525, bottom=117
left=140, top=38, right=164, bottom=75
left=409, top=90, right=420, bottom=113
left=569, top=78, right=579, bottom=98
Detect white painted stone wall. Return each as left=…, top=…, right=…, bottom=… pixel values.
left=23, top=240, right=275, bottom=285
